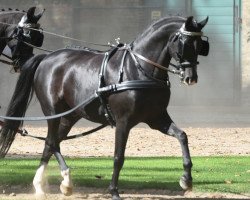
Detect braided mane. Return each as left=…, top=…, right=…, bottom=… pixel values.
left=0, top=8, right=26, bottom=13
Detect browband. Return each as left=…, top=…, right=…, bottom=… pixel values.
left=179, top=24, right=203, bottom=36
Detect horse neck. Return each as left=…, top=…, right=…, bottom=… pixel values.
left=0, top=12, right=24, bottom=33
left=0, top=11, right=24, bottom=25
left=132, top=20, right=183, bottom=79
left=0, top=12, right=24, bottom=53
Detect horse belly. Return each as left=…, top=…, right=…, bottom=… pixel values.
left=108, top=89, right=170, bottom=125
left=62, top=68, right=108, bottom=124
left=82, top=97, right=108, bottom=124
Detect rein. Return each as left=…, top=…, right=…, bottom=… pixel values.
left=0, top=93, right=98, bottom=121
left=0, top=53, right=13, bottom=65
left=21, top=40, right=53, bottom=52
left=127, top=48, right=183, bottom=77
left=0, top=120, right=106, bottom=141
left=0, top=21, right=112, bottom=48
left=0, top=21, right=113, bottom=54
left=24, top=26, right=112, bottom=48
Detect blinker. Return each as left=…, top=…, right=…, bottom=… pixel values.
left=199, top=36, right=209, bottom=56
left=32, top=32, right=44, bottom=47
left=178, top=35, right=209, bottom=58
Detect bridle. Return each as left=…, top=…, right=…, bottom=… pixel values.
left=176, top=23, right=209, bottom=61
left=120, top=23, right=207, bottom=82
left=0, top=20, right=43, bottom=71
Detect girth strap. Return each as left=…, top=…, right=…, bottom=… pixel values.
left=97, top=80, right=169, bottom=95
left=96, top=80, right=169, bottom=127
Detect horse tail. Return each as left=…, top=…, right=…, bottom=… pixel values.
left=0, top=54, right=47, bottom=158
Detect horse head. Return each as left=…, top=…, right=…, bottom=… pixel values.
left=18, top=6, right=45, bottom=46
left=168, top=16, right=209, bottom=85
left=7, top=7, right=45, bottom=68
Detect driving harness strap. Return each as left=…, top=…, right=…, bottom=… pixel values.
left=97, top=47, right=119, bottom=126
left=97, top=80, right=169, bottom=94
left=96, top=44, right=170, bottom=127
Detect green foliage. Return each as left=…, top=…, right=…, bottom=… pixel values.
left=0, top=156, right=249, bottom=194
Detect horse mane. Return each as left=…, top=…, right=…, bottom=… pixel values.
left=66, top=44, right=115, bottom=54
left=134, top=16, right=185, bottom=43
left=0, top=8, right=26, bottom=13
left=151, top=16, right=186, bottom=30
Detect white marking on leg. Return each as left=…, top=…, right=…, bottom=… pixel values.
left=60, top=168, right=73, bottom=196
left=33, top=164, right=47, bottom=196
left=61, top=168, right=73, bottom=188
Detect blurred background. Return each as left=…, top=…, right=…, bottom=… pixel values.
left=0, top=0, right=249, bottom=127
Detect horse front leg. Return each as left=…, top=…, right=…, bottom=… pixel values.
left=167, top=122, right=193, bottom=190
left=109, top=120, right=130, bottom=200
left=148, top=113, right=193, bottom=190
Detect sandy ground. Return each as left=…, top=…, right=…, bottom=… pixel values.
left=6, top=126, right=250, bottom=157
left=0, top=126, right=249, bottom=199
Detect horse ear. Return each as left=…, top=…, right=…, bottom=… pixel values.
left=27, top=7, right=36, bottom=19
left=198, top=16, right=209, bottom=30
left=34, top=8, right=45, bottom=22
left=184, top=16, right=194, bottom=29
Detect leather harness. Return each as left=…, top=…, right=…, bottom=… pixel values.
left=96, top=43, right=171, bottom=127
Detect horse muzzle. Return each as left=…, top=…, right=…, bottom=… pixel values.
left=183, top=75, right=198, bottom=85
left=179, top=62, right=198, bottom=86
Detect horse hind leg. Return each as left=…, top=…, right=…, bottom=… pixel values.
left=33, top=143, right=51, bottom=198
left=56, top=117, right=78, bottom=196
left=33, top=117, right=74, bottom=197
left=34, top=151, right=72, bottom=198
left=33, top=118, right=60, bottom=197
left=33, top=147, right=73, bottom=197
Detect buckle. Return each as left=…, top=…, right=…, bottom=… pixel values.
left=20, top=129, right=28, bottom=136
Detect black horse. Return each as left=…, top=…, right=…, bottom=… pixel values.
left=0, top=7, right=44, bottom=71
left=0, top=16, right=209, bottom=199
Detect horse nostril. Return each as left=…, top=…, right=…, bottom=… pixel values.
left=184, top=77, right=197, bottom=85
left=184, top=77, right=190, bottom=84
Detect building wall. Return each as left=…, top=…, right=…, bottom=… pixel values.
left=242, top=0, right=250, bottom=105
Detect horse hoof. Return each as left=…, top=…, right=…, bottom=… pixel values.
left=179, top=176, right=192, bottom=191
left=112, top=194, right=121, bottom=200
left=60, top=183, right=73, bottom=196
